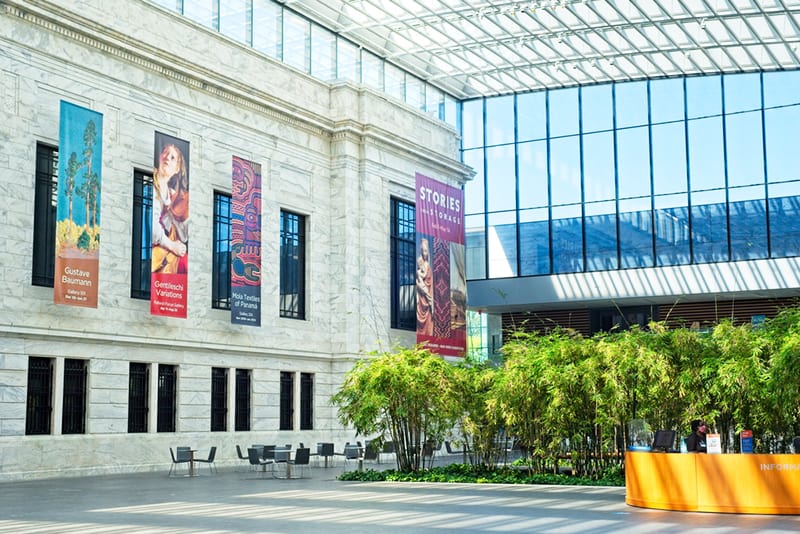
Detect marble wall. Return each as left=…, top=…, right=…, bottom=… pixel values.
left=0, top=0, right=470, bottom=480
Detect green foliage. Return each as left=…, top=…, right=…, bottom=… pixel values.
left=77, top=229, right=92, bottom=250
left=334, top=306, right=800, bottom=482
left=65, top=152, right=80, bottom=223
left=762, top=308, right=800, bottom=450
left=451, top=362, right=504, bottom=467
left=337, top=463, right=625, bottom=486
left=701, top=320, right=771, bottom=451
left=331, top=345, right=461, bottom=472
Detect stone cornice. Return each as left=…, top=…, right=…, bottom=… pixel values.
left=0, top=325, right=345, bottom=362
left=1, top=0, right=330, bottom=138
left=1, top=0, right=471, bottom=182
left=331, top=120, right=473, bottom=184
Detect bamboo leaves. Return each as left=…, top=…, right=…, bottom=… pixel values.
left=334, top=307, right=800, bottom=475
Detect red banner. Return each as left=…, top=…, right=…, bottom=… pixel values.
left=150, top=132, right=190, bottom=318
left=415, top=172, right=466, bottom=357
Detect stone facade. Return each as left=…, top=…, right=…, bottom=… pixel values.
left=0, top=0, right=470, bottom=480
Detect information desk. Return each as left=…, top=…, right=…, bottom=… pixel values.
left=626, top=451, right=800, bottom=514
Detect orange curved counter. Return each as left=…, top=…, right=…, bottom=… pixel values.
left=626, top=451, right=800, bottom=514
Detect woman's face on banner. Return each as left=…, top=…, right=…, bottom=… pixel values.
left=159, top=144, right=182, bottom=177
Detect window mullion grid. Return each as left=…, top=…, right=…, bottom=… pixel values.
left=235, top=368, right=251, bottom=431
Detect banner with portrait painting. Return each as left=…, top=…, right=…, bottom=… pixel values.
left=150, top=132, right=190, bottom=318
left=231, top=156, right=262, bottom=326
left=54, top=101, right=103, bottom=308
left=415, top=172, right=467, bottom=357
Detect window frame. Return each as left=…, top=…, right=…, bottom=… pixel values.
left=128, top=362, right=149, bottom=433
left=279, top=371, right=294, bottom=431
left=157, top=364, right=177, bottom=433
left=279, top=210, right=306, bottom=319
left=32, top=143, right=58, bottom=287
left=462, top=72, right=800, bottom=279
left=235, top=368, right=251, bottom=432
left=62, top=358, right=87, bottom=435
left=210, top=367, right=228, bottom=432
left=25, top=357, right=53, bottom=435
left=390, top=198, right=416, bottom=330
left=300, top=372, right=313, bottom=430
left=212, top=191, right=232, bottom=310
left=131, top=170, right=153, bottom=299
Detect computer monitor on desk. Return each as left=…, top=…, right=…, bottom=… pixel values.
left=651, top=430, right=677, bottom=452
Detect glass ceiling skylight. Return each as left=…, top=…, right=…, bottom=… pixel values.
left=280, top=0, right=800, bottom=99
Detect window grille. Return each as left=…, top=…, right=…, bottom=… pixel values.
left=32, top=144, right=58, bottom=287
left=279, top=371, right=294, bottom=430
left=280, top=210, right=305, bottom=319
left=211, top=367, right=227, bottom=431
left=128, top=362, right=149, bottom=433
left=157, top=364, right=177, bottom=432
left=25, top=357, right=53, bottom=435
left=391, top=198, right=416, bottom=330
left=212, top=192, right=232, bottom=309
left=131, top=171, right=153, bottom=299
left=62, top=359, right=87, bottom=434
left=300, top=372, right=313, bottom=430
left=235, top=368, right=251, bottom=431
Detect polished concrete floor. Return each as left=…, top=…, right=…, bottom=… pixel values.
left=1, top=460, right=799, bottom=533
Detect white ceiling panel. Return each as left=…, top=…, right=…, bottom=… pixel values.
left=279, top=0, right=800, bottom=98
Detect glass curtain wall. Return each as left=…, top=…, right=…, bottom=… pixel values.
left=463, top=70, right=800, bottom=280
left=152, top=0, right=457, bottom=127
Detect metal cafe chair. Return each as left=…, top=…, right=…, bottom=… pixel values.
left=363, top=440, right=379, bottom=463
left=168, top=447, right=190, bottom=477
left=273, top=447, right=291, bottom=479
left=314, top=442, right=335, bottom=467
left=195, top=446, right=218, bottom=474
left=342, top=444, right=362, bottom=471
left=236, top=444, right=252, bottom=471
left=288, top=447, right=311, bottom=479
left=247, top=447, right=273, bottom=476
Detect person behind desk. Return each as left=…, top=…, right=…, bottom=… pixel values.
left=685, top=419, right=707, bottom=453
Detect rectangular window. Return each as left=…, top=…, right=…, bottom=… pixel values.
left=131, top=171, right=153, bottom=299
left=253, top=0, right=282, bottom=60
left=32, top=144, right=58, bottom=287
left=62, top=359, right=87, bottom=434
left=235, top=368, right=251, bottom=431
left=385, top=62, right=405, bottom=102
left=212, top=192, right=232, bottom=309
left=336, top=37, right=359, bottom=83
left=590, top=306, right=655, bottom=335
left=157, top=364, right=177, bottom=432
left=25, top=357, right=53, bottom=435
left=211, top=367, right=227, bottom=432
left=362, top=50, right=384, bottom=91
left=279, top=371, right=294, bottom=431
left=280, top=210, right=306, bottom=319
left=219, top=0, right=251, bottom=45
left=128, top=362, right=149, bottom=433
left=311, top=25, right=335, bottom=81
left=300, top=372, right=313, bottom=430
left=390, top=198, right=416, bottom=330
left=283, top=9, right=311, bottom=73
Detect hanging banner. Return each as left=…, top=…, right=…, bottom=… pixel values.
left=415, top=172, right=467, bottom=357
left=150, top=132, right=190, bottom=318
left=231, top=156, right=262, bottom=326
left=740, top=430, right=754, bottom=453
left=54, top=101, right=103, bottom=308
